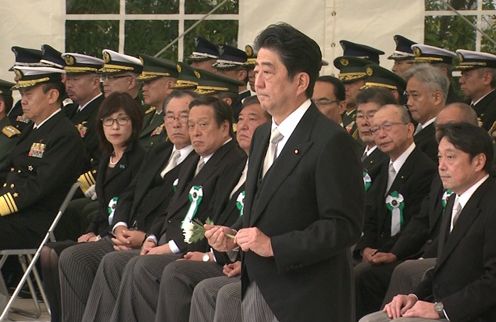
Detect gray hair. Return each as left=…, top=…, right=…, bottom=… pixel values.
left=404, top=63, right=449, bottom=104
left=379, top=104, right=412, bottom=124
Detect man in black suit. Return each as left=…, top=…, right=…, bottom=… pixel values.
left=0, top=66, right=87, bottom=249
left=362, top=123, right=496, bottom=322
left=456, top=49, right=496, bottom=131
left=58, top=90, right=196, bottom=322
left=312, top=75, right=346, bottom=125
left=404, top=64, right=449, bottom=162
left=206, top=23, right=364, bottom=322
left=355, top=88, right=396, bottom=186
left=354, top=104, right=436, bottom=318
left=81, top=95, right=246, bottom=322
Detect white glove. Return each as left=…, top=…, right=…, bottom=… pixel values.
left=84, top=184, right=97, bottom=200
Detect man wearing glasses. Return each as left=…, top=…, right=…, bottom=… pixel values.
left=354, top=104, right=436, bottom=319
left=312, top=75, right=346, bottom=125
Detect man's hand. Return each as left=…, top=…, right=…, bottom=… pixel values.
left=223, top=261, right=241, bottom=277
left=370, top=252, right=397, bottom=265
left=402, top=300, right=440, bottom=319
left=112, top=228, right=145, bottom=251
left=383, top=294, right=418, bottom=319
left=362, top=247, right=378, bottom=263
left=235, top=227, right=273, bottom=257
left=183, top=252, right=209, bottom=261
left=146, top=243, right=171, bottom=255
left=140, top=239, right=157, bottom=255
left=204, top=225, right=237, bottom=252
left=78, top=232, right=97, bottom=243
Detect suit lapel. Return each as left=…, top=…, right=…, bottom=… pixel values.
left=249, top=107, right=316, bottom=226
left=436, top=181, right=489, bottom=270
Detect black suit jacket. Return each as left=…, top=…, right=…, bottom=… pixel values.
left=242, top=104, right=364, bottom=322
left=415, top=177, right=496, bottom=322
left=356, top=147, right=436, bottom=254
left=86, top=142, right=145, bottom=236
left=154, top=140, right=246, bottom=253
left=389, top=174, right=446, bottom=259
left=414, top=122, right=438, bottom=163
left=473, top=89, right=496, bottom=131
left=112, top=142, right=193, bottom=232
left=0, top=110, right=87, bottom=238
left=362, top=147, right=388, bottom=183
left=69, top=94, right=104, bottom=167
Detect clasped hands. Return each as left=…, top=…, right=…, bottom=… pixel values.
left=204, top=225, right=273, bottom=257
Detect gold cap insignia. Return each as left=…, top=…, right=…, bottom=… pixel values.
left=194, top=70, right=201, bottom=79
left=340, top=58, right=349, bottom=66
left=139, top=56, right=144, bottom=64
left=64, top=55, right=75, bottom=66
left=366, top=67, right=373, bottom=76
left=14, top=69, right=23, bottom=79
left=457, top=53, right=464, bottom=62
left=176, top=64, right=182, bottom=73
left=245, top=45, right=254, bottom=57
left=413, top=47, right=422, bottom=57
left=103, top=51, right=111, bottom=63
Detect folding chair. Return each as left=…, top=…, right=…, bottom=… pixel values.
left=0, top=182, right=81, bottom=321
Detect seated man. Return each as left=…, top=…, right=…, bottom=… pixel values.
left=0, top=66, right=87, bottom=249
left=0, top=79, right=18, bottom=173
left=362, top=122, right=496, bottom=322
left=354, top=104, right=437, bottom=319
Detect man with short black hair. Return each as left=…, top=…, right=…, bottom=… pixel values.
left=313, top=75, right=346, bottom=124
left=362, top=122, right=496, bottom=322
left=205, top=23, right=364, bottom=322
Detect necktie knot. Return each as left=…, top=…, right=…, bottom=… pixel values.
left=262, top=128, right=284, bottom=177
left=195, top=157, right=205, bottom=176
left=160, top=150, right=181, bottom=177
left=386, top=162, right=396, bottom=192
left=270, top=129, right=283, bottom=145
left=450, top=196, right=462, bottom=231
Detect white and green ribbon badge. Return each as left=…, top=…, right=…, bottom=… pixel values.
left=236, top=191, right=246, bottom=216
left=107, top=197, right=119, bottom=225
left=182, top=186, right=203, bottom=230
left=363, top=170, right=372, bottom=191
left=172, top=178, right=179, bottom=192
left=385, top=191, right=404, bottom=237
left=441, top=189, right=453, bottom=209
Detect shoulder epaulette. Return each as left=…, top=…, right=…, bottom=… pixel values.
left=2, top=125, right=21, bottom=138
left=145, top=106, right=156, bottom=114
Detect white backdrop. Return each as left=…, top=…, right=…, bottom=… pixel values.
left=239, top=0, right=425, bottom=75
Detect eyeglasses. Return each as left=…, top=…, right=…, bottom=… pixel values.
left=165, top=113, right=189, bottom=124
left=369, top=122, right=406, bottom=134
left=314, top=99, right=340, bottom=107
left=101, top=116, right=131, bottom=127
left=100, top=74, right=132, bottom=82
left=356, top=112, right=377, bottom=120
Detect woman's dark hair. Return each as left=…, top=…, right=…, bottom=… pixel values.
left=437, top=122, right=494, bottom=174
left=96, top=92, right=143, bottom=154
left=189, top=95, right=234, bottom=137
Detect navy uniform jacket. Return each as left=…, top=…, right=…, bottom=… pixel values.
left=67, top=94, right=104, bottom=168
left=0, top=110, right=87, bottom=241
left=473, top=89, right=496, bottom=131
left=242, top=104, right=364, bottom=322
left=86, top=142, right=145, bottom=236
left=0, top=117, right=20, bottom=174
left=152, top=139, right=246, bottom=253
left=415, top=177, right=496, bottom=322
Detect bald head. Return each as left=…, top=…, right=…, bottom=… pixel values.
left=435, top=102, right=479, bottom=139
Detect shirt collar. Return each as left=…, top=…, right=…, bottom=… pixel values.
left=200, top=138, right=232, bottom=164
left=173, top=144, right=194, bottom=164
left=33, top=108, right=62, bottom=129
left=419, top=117, right=436, bottom=129
left=471, top=89, right=496, bottom=106
left=78, top=93, right=103, bottom=112
left=271, top=99, right=311, bottom=138
left=457, top=174, right=489, bottom=209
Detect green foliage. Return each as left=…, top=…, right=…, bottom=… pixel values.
left=425, top=15, right=476, bottom=51
left=184, top=20, right=238, bottom=57
left=66, top=0, right=119, bottom=14
left=124, top=20, right=179, bottom=60
left=185, top=0, right=238, bottom=14
left=65, top=20, right=119, bottom=56
left=126, top=0, right=179, bottom=14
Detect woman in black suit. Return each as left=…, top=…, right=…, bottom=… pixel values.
left=40, top=92, right=145, bottom=322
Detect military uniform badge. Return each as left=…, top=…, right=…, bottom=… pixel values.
left=28, top=142, right=46, bottom=158
left=150, top=124, right=164, bottom=136
left=75, top=122, right=88, bottom=138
